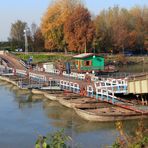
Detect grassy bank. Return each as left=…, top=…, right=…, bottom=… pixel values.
left=14, top=52, right=148, bottom=64
left=14, top=53, right=72, bottom=63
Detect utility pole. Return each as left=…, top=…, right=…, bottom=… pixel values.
left=24, top=29, right=28, bottom=54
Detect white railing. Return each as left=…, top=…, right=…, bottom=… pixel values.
left=87, top=85, right=94, bottom=97
left=46, top=69, right=60, bottom=75
left=95, top=78, right=128, bottom=94
left=16, top=69, right=27, bottom=76
left=29, top=72, right=46, bottom=82
left=60, top=80, right=80, bottom=93
left=62, top=71, right=86, bottom=80
left=96, top=88, right=118, bottom=104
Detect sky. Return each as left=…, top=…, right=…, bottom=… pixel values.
left=0, top=0, right=147, bottom=41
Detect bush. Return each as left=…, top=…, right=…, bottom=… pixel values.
left=35, top=129, right=72, bottom=148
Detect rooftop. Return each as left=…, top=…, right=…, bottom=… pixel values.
left=73, top=53, right=94, bottom=58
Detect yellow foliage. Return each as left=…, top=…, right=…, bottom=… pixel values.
left=41, top=0, right=81, bottom=50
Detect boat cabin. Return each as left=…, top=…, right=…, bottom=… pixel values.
left=73, top=53, right=104, bottom=72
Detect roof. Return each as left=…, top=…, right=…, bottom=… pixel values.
left=73, top=53, right=104, bottom=59
left=73, top=53, right=94, bottom=59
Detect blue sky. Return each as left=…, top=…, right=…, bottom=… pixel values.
left=0, top=0, right=147, bottom=41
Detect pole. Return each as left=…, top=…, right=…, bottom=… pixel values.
left=24, top=29, right=28, bottom=54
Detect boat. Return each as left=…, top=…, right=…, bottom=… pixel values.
left=58, top=97, right=91, bottom=108
left=74, top=105, right=148, bottom=122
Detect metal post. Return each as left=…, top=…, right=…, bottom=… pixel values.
left=24, top=29, right=28, bottom=54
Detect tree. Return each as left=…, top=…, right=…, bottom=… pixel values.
left=33, top=28, right=45, bottom=52
left=9, top=20, right=27, bottom=50
left=41, top=0, right=81, bottom=52
left=29, top=23, right=45, bottom=52
left=129, top=6, right=147, bottom=52
left=64, top=5, right=95, bottom=53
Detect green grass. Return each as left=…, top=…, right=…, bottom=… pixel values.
left=15, top=53, right=72, bottom=63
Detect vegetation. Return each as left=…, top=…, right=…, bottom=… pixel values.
left=15, top=53, right=72, bottom=63
left=9, top=1, right=148, bottom=54
left=35, top=120, right=148, bottom=148
left=9, top=20, right=44, bottom=52
left=9, top=20, right=27, bottom=50
left=41, top=0, right=81, bottom=53
left=0, top=41, right=11, bottom=51
left=112, top=120, right=148, bottom=148
left=40, top=1, right=148, bottom=53
left=35, top=129, right=72, bottom=148
left=64, top=5, right=95, bottom=53
left=94, top=6, right=148, bottom=53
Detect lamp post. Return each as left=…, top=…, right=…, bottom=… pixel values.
left=24, top=29, right=28, bottom=54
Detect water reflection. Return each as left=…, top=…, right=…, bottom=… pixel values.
left=43, top=100, right=115, bottom=132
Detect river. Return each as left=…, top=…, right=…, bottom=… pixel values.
left=118, top=63, right=148, bottom=73
left=0, top=80, right=147, bottom=148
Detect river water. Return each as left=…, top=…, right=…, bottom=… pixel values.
left=118, top=63, right=148, bottom=73
left=0, top=80, right=147, bottom=148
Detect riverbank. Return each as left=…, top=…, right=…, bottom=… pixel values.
left=14, top=52, right=148, bottom=66
left=106, top=55, right=148, bottom=65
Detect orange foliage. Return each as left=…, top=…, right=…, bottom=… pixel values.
left=41, top=0, right=81, bottom=51
left=64, top=5, right=95, bottom=52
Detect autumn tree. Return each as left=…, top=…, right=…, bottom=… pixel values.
left=32, top=28, right=45, bottom=52
left=111, top=8, right=129, bottom=53
left=94, top=10, right=113, bottom=53
left=129, top=7, right=146, bottom=52
left=41, top=0, right=81, bottom=53
left=9, top=20, right=27, bottom=50
left=64, top=5, right=95, bottom=53
left=94, top=6, right=148, bottom=53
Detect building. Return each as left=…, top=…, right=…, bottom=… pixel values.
left=43, top=62, right=55, bottom=72
left=73, top=53, right=104, bottom=72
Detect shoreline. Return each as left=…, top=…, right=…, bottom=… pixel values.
left=0, top=75, right=62, bottom=102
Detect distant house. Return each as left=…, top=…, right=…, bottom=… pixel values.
left=73, top=53, right=104, bottom=72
